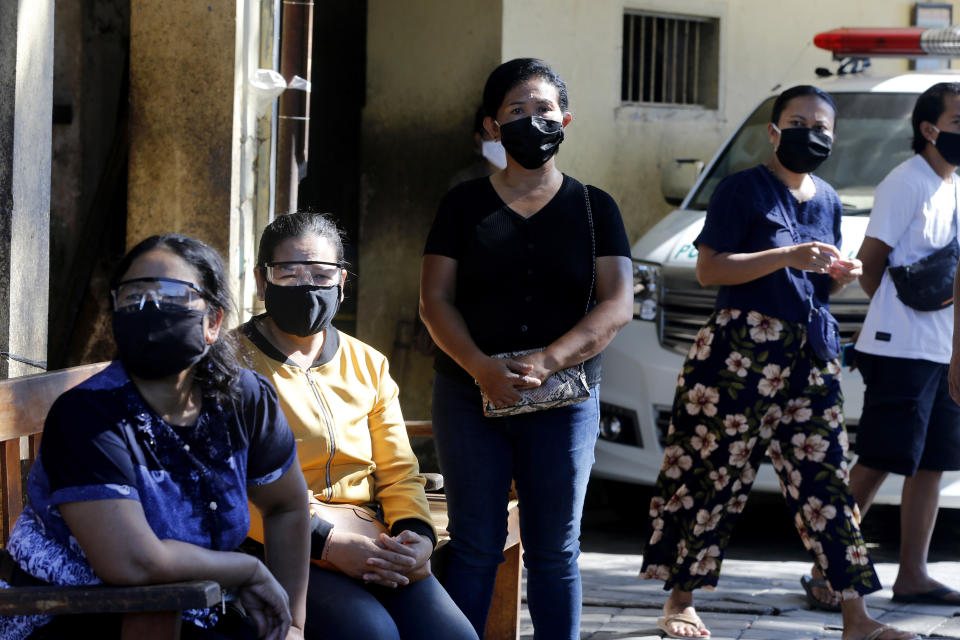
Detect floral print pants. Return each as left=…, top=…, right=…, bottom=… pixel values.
left=639, top=309, right=880, bottom=598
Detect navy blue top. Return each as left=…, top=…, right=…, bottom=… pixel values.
left=1, top=362, right=297, bottom=636
left=424, top=174, right=632, bottom=384
left=695, top=165, right=842, bottom=323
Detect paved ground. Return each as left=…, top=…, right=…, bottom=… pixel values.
left=514, top=481, right=960, bottom=639
left=517, top=555, right=960, bottom=639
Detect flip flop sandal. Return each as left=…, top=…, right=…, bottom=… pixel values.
left=657, top=612, right=711, bottom=638
left=891, top=585, right=960, bottom=605
left=862, top=625, right=920, bottom=640
left=800, top=574, right=841, bottom=612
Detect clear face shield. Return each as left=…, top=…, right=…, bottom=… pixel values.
left=112, top=277, right=207, bottom=313
left=264, top=261, right=344, bottom=287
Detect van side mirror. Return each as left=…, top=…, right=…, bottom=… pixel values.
left=661, top=158, right=704, bottom=206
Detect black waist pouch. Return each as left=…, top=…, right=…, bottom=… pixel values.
left=807, top=304, right=841, bottom=361
left=887, top=236, right=959, bottom=311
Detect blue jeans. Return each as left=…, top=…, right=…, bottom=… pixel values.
left=431, top=373, right=600, bottom=640
left=305, top=564, right=478, bottom=640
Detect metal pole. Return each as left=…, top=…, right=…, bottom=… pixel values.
left=275, top=0, right=314, bottom=216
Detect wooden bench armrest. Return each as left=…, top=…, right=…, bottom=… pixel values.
left=0, top=363, right=110, bottom=440
left=406, top=421, right=443, bottom=491
left=404, top=420, right=433, bottom=438
left=0, top=580, right=221, bottom=616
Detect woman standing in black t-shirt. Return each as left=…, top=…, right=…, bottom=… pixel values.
left=419, top=58, right=633, bottom=640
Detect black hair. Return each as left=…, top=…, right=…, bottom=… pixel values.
left=472, top=105, right=486, bottom=136
left=255, top=211, right=346, bottom=268
left=912, top=82, right=960, bottom=154
left=482, top=58, right=569, bottom=120
left=111, top=234, right=240, bottom=403
left=770, top=85, right=837, bottom=126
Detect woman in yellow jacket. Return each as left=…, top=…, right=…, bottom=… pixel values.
left=238, top=212, right=477, bottom=640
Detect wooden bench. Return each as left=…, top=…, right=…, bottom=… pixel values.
left=406, top=420, right=522, bottom=640
left=0, top=363, right=220, bottom=639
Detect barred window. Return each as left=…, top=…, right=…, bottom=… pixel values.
left=621, top=11, right=719, bottom=108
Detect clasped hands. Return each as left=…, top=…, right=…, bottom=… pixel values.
left=325, top=529, right=432, bottom=589
left=787, top=241, right=862, bottom=286
left=472, top=350, right=557, bottom=408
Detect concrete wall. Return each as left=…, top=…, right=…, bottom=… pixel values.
left=500, top=0, right=954, bottom=242
left=128, top=0, right=236, bottom=255
left=359, top=0, right=503, bottom=417
left=0, top=0, right=54, bottom=378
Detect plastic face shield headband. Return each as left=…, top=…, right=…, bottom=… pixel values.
left=112, top=277, right=206, bottom=312
left=264, top=261, right=344, bottom=287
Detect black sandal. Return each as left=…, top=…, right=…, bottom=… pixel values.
left=800, top=574, right=841, bottom=612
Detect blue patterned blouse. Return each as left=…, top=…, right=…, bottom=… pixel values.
left=0, top=362, right=297, bottom=639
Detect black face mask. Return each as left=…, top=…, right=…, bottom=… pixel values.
left=497, top=116, right=565, bottom=170
left=113, top=305, right=210, bottom=379
left=264, top=282, right=341, bottom=337
left=934, top=128, right=960, bottom=166
left=775, top=126, right=832, bottom=174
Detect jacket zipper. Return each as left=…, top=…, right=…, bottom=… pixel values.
left=304, top=369, right=337, bottom=501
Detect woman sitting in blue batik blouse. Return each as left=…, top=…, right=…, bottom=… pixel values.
left=0, top=234, right=310, bottom=640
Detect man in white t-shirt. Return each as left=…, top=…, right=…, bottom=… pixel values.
left=849, top=82, right=960, bottom=606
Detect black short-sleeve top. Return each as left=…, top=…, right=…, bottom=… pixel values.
left=424, top=174, right=631, bottom=384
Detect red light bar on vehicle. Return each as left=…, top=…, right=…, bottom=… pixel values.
left=814, top=26, right=960, bottom=58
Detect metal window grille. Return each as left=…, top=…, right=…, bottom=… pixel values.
left=621, top=11, right=717, bottom=106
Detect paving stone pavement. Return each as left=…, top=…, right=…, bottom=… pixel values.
left=517, top=554, right=960, bottom=639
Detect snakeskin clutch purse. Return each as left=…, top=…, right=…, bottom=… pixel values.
left=480, top=348, right=590, bottom=417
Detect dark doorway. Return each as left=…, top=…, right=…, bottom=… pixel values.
left=48, top=0, right=130, bottom=369
left=297, top=0, right=367, bottom=336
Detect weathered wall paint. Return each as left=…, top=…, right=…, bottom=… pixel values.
left=500, top=0, right=939, bottom=241
left=360, top=0, right=503, bottom=417
left=127, top=0, right=236, bottom=255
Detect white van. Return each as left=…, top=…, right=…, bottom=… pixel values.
left=594, top=69, right=960, bottom=508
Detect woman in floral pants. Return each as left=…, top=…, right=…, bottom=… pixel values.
left=641, top=86, right=917, bottom=640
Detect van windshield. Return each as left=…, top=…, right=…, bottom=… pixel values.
left=688, top=92, right=918, bottom=213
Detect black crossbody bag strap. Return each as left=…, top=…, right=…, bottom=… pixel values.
left=583, top=184, right=596, bottom=317
left=884, top=176, right=960, bottom=311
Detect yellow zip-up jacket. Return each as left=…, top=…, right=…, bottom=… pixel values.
left=239, top=318, right=435, bottom=545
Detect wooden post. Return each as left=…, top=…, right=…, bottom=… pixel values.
left=484, top=542, right=522, bottom=640
left=0, top=441, right=22, bottom=545
left=0, top=0, right=54, bottom=381
left=121, top=611, right=182, bottom=640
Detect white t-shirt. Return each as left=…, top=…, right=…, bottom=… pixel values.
left=856, top=154, right=959, bottom=364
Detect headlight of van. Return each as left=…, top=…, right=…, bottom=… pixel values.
left=633, top=260, right=661, bottom=322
